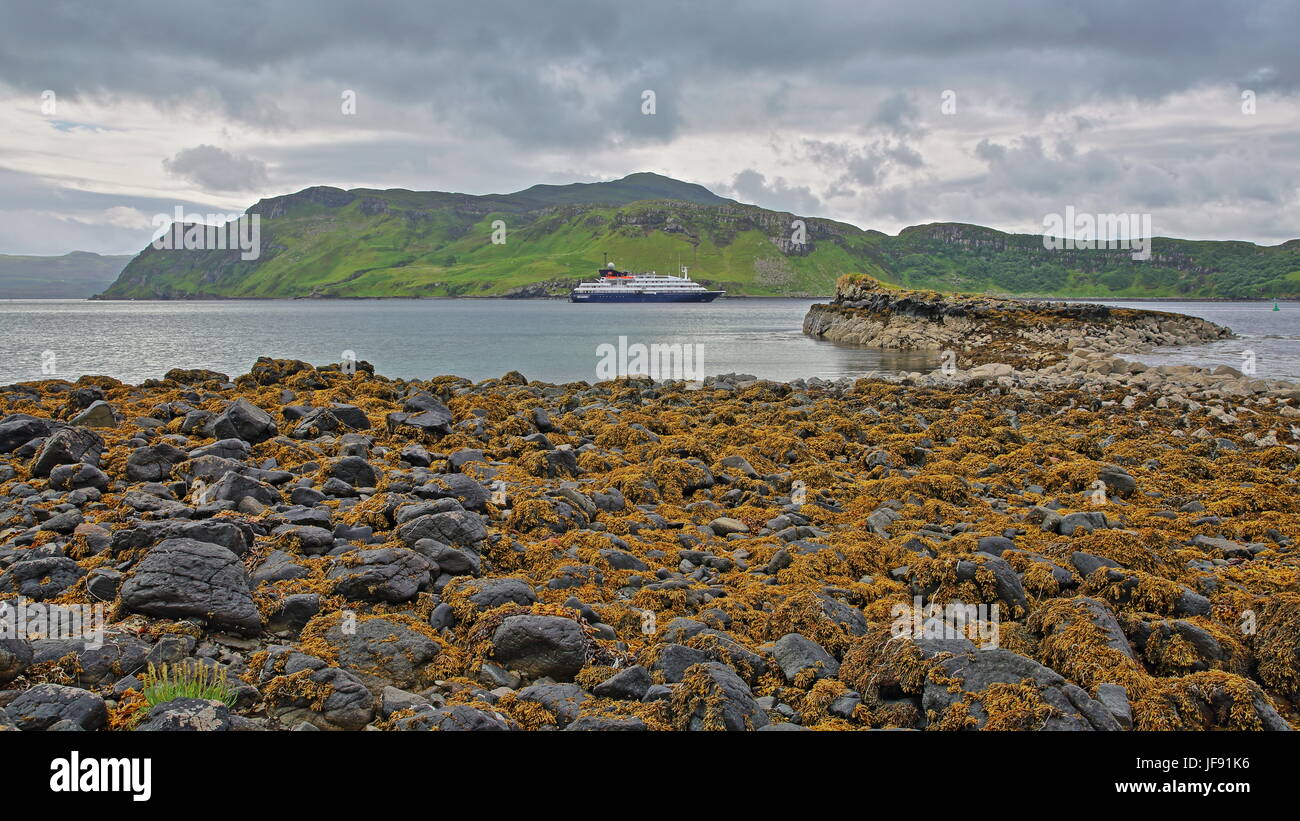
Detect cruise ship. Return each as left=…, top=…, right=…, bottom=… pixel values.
left=569, top=260, right=725, bottom=303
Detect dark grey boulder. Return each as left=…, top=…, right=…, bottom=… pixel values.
left=592, top=664, right=652, bottom=700
left=397, top=510, right=487, bottom=547
left=413, top=539, right=480, bottom=576
left=270, top=662, right=375, bottom=730
left=208, top=397, right=277, bottom=443
left=600, top=548, right=647, bottom=571
left=491, top=614, right=588, bottom=680
left=321, top=616, right=441, bottom=695
left=109, top=518, right=251, bottom=557
left=0, top=636, right=33, bottom=685
left=1039, top=597, right=1136, bottom=661
left=0, top=556, right=85, bottom=600
left=651, top=643, right=711, bottom=683
left=7, top=684, right=107, bottom=731
left=199, top=471, right=281, bottom=507
left=461, top=577, right=537, bottom=611
left=119, top=537, right=261, bottom=634
left=327, top=455, right=379, bottom=488
left=921, top=649, right=1120, bottom=731
left=69, top=400, right=117, bottom=428
left=126, top=443, right=188, bottom=482
left=1058, top=511, right=1109, bottom=536
left=1099, top=465, right=1137, bottom=498
left=327, top=548, right=434, bottom=603
left=31, top=426, right=103, bottom=477
left=392, top=703, right=509, bottom=731
left=415, top=473, right=491, bottom=511
left=0, top=414, right=53, bottom=453
left=188, top=438, right=251, bottom=461
left=266, top=593, right=320, bottom=633
left=30, top=633, right=149, bottom=688
left=272, top=524, right=335, bottom=556
left=400, top=444, right=432, bottom=467
left=772, top=633, right=840, bottom=682
left=48, top=462, right=109, bottom=491
left=448, top=448, right=485, bottom=471
left=515, top=682, right=588, bottom=726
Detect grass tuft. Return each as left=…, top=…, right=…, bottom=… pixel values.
left=140, top=661, right=237, bottom=708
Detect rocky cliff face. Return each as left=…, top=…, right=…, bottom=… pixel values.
left=803, top=275, right=1233, bottom=367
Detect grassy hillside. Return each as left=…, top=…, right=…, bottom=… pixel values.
left=98, top=172, right=1300, bottom=299
left=0, top=251, right=133, bottom=298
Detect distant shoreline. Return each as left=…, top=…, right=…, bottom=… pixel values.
left=40, top=294, right=1300, bottom=304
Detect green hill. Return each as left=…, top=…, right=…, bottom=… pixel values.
left=97, top=172, right=1300, bottom=299
left=0, top=251, right=133, bottom=298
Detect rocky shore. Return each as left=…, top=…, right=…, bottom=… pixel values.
left=803, top=275, right=1234, bottom=368
left=1, top=353, right=1297, bottom=732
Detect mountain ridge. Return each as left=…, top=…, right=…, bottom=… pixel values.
left=97, top=173, right=1300, bottom=300
left=0, top=251, right=134, bottom=298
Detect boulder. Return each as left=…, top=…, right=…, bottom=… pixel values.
left=208, top=397, right=277, bottom=443
left=119, top=538, right=261, bottom=634
left=327, top=548, right=434, bottom=602
left=135, top=698, right=233, bottom=731
left=6, top=684, right=107, bottom=731
left=671, top=662, right=769, bottom=731
left=491, top=615, right=588, bottom=680
left=772, top=633, right=840, bottom=682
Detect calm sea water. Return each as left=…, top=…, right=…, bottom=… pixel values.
left=1101, top=300, right=1299, bottom=382
left=0, top=298, right=1293, bottom=385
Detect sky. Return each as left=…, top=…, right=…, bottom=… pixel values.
left=1, top=0, right=1299, bottom=255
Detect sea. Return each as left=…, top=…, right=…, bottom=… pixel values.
left=0, top=298, right=1294, bottom=386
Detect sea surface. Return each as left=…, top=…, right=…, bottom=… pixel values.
left=0, top=298, right=1294, bottom=385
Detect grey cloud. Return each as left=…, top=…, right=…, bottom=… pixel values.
left=724, top=169, right=822, bottom=216
left=871, top=92, right=924, bottom=136
left=803, top=138, right=926, bottom=189
left=2, top=0, right=1300, bottom=251
left=162, top=145, right=270, bottom=191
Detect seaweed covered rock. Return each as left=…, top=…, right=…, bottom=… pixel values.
left=0, top=353, right=1296, bottom=733
left=326, top=547, right=434, bottom=603
left=923, top=649, right=1121, bottom=731
left=311, top=615, right=442, bottom=695
left=671, top=662, right=770, bottom=731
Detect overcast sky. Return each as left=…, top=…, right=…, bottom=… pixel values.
left=2, top=0, right=1298, bottom=255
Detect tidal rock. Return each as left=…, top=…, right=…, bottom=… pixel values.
left=327, top=548, right=434, bottom=602
left=135, top=698, right=233, bottom=731
left=208, top=397, right=277, bottom=443
left=7, top=684, right=107, bottom=731
left=671, top=662, right=769, bottom=731
left=491, top=615, right=588, bottom=680
left=119, top=538, right=261, bottom=633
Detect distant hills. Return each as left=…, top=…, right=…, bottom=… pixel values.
left=0, top=251, right=133, bottom=298
left=93, top=172, right=1300, bottom=299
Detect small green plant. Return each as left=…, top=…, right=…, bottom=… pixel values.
left=141, top=661, right=237, bottom=708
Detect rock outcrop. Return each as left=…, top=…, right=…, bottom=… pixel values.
left=803, top=275, right=1233, bottom=367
